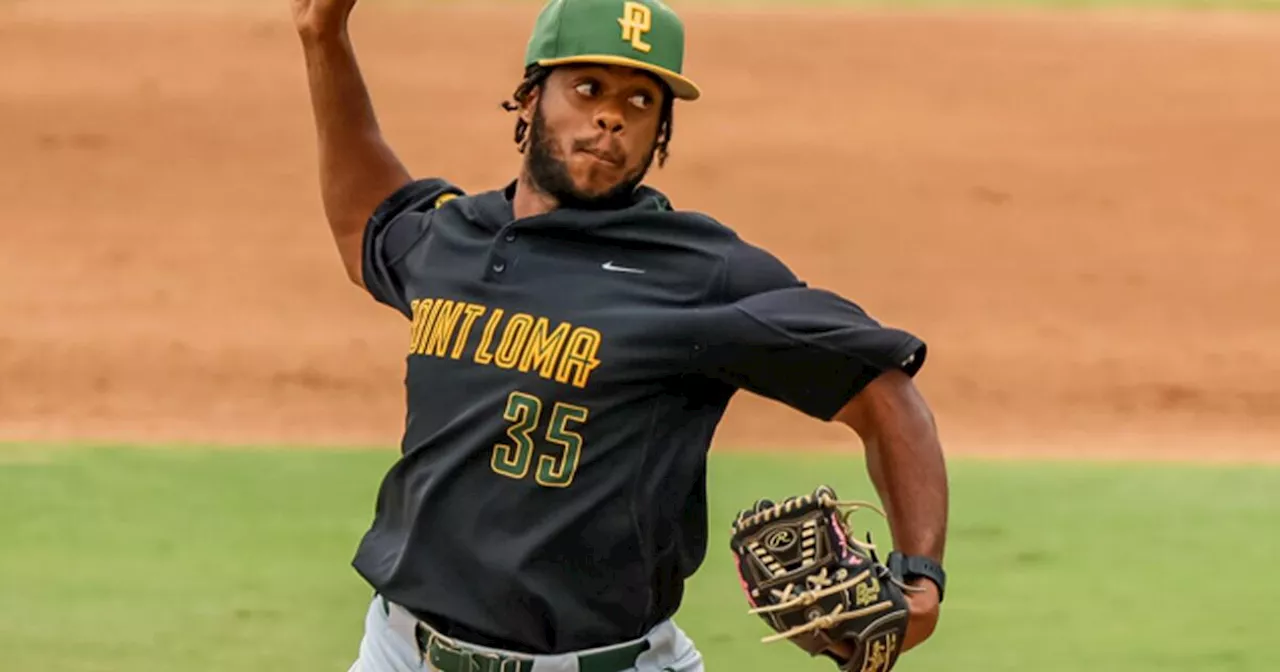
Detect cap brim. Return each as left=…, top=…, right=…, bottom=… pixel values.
left=536, top=55, right=701, bottom=101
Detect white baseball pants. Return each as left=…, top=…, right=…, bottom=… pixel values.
left=347, top=595, right=705, bottom=672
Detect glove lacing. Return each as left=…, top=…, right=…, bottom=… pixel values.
left=745, top=495, right=923, bottom=645
left=758, top=600, right=897, bottom=643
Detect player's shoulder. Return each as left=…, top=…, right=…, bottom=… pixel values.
left=655, top=202, right=804, bottom=302
left=370, top=177, right=467, bottom=225
left=638, top=191, right=755, bottom=250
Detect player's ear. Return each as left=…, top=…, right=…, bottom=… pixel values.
left=519, top=87, right=540, bottom=125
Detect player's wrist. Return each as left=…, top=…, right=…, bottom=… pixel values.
left=888, top=551, right=947, bottom=603
left=296, top=22, right=352, bottom=48
left=907, top=576, right=941, bottom=603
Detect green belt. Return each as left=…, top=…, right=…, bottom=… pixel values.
left=418, top=623, right=651, bottom=672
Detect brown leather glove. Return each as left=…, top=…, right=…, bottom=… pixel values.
left=730, top=485, right=912, bottom=672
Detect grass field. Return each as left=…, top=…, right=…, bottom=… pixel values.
left=5, top=0, right=1280, bottom=668
left=3, top=445, right=1278, bottom=672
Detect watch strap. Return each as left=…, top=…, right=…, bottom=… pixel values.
left=888, top=551, right=946, bottom=603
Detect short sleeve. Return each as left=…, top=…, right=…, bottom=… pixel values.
left=694, top=287, right=927, bottom=421
left=362, top=178, right=465, bottom=318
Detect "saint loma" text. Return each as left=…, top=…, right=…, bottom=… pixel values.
left=407, top=298, right=602, bottom=389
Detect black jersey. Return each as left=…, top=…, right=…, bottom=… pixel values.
left=350, top=179, right=926, bottom=654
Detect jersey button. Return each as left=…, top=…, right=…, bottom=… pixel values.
left=504, top=232, right=517, bottom=243
left=492, top=262, right=506, bottom=273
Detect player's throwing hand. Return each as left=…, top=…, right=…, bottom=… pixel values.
left=290, top=0, right=358, bottom=41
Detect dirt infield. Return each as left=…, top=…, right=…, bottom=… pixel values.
left=3, top=2, right=1278, bottom=459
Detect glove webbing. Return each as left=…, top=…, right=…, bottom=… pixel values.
left=744, top=496, right=924, bottom=648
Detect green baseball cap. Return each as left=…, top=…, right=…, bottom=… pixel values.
left=524, top=0, right=701, bottom=101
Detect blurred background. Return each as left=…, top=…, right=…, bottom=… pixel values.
left=2, top=0, right=1278, bottom=670
left=3, top=0, right=1278, bottom=459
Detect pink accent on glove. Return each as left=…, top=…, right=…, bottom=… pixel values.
left=733, top=553, right=758, bottom=607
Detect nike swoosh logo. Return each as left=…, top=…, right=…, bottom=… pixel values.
left=602, top=261, right=646, bottom=274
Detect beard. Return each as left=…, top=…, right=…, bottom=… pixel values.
left=524, top=102, right=657, bottom=211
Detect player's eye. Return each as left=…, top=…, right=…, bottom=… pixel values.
left=628, top=92, right=654, bottom=110
left=574, top=80, right=600, bottom=97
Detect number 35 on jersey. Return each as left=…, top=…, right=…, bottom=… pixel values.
left=492, top=391, right=589, bottom=489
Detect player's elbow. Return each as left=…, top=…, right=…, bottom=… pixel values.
left=344, top=258, right=365, bottom=289
left=333, top=230, right=367, bottom=289
left=833, top=369, right=936, bottom=446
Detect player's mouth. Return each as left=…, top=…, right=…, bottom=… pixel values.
left=577, top=144, right=624, bottom=168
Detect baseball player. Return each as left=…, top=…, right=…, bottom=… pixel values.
left=290, top=0, right=949, bottom=670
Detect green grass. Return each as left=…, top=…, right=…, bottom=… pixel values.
left=2, top=444, right=1278, bottom=671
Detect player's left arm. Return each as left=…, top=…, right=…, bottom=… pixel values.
left=694, top=266, right=949, bottom=653
left=833, top=368, right=948, bottom=653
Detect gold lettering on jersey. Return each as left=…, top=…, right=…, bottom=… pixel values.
left=556, top=327, right=602, bottom=388
left=408, top=299, right=604, bottom=389
left=452, top=304, right=487, bottom=360
left=618, top=1, right=653, bottom=54
left=424, top=300, right=466, bottom=358
left=494, top=314, right=535, bottom=370
left=408, top=299, right=434, bottom=354
left=407, top=299, right=424, bottom=353
left=519, top=318, right=570, bottom=377
left=473, top=308, right=505, bottom=365
left=414, top=299, right=447, bottom=355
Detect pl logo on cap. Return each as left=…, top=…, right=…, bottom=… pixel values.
left=618, top=1, right=653, bottom=53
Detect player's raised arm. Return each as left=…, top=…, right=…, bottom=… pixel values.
left=291, top=0, right=413, bottom=287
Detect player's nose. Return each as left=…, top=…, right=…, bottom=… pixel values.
left=593, top=107, right=625, bottom=135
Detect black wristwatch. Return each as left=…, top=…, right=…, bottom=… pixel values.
left=888, top=551, right=947, bottom=603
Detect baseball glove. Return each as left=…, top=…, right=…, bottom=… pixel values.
left=730, top=485, right=913, bottom=672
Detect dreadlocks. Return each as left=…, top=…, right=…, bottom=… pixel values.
left=500, top=65, right=675, bottom=168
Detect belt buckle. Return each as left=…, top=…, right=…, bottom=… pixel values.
left=424, top=630, right=466, bottom=670
left=468, top=649, right=522, bottom=672
left=421, top=624, right=526, bottom=672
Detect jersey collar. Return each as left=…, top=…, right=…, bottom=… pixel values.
left=471, top=180, right=674, bottom=232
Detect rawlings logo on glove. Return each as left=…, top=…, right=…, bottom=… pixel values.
left=730, top=485, right=915, bottom=672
